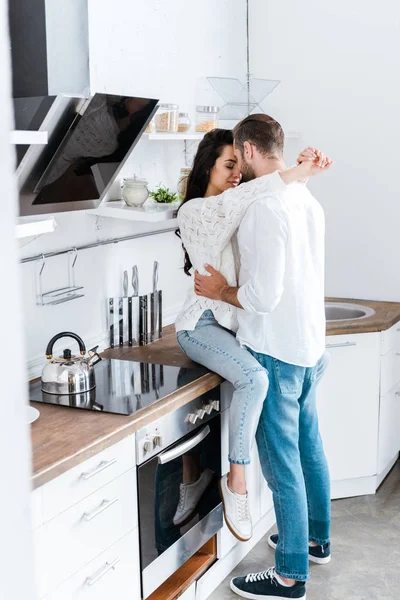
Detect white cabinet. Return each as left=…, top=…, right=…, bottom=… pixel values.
left=317, top=333, right=381, bottom=482
left=47, top=529, right=140, bottom=600
left=35, top=468, right=137, bottom=598
left=42, top=435, right=136, bottom=522
left=378, top=385, right=400, bottom=474
left=179, top=582, right=196, bottom=600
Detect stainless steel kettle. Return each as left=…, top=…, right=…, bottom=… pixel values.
left=41, top=332, right=102, bottom=395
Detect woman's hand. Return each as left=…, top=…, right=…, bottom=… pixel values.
left=296, top=149, right=333, bottom=179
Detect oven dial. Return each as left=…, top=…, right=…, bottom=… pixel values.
left=211, top=400, right=220, bottom=411
left=188, top=413, right=198, bottom=424
left=143, top=438, right=154, bottom=454
left=204, top=403, right=213, bottom=414
left=153, top=434, right=163, bottom=448
left=196, top=408, right=206, bottom=419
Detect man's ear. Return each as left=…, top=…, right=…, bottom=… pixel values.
left=243, top=141, right=253, bottom=159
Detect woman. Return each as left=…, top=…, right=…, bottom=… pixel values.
left=175, top=129, right=321, bottom=541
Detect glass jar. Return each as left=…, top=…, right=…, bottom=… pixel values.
left=177, top=167, right=191, bottom=200
left=121, top=176, right=149, bottom=207
left=178, top=112, right=191, bottom=133
left=195, top=106, right=219, bottom=133
left=154, top=103, right=179, bottom=133
left=144, top=118, right=155, bottom=134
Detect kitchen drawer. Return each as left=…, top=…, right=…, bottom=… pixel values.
left=381, top=322, right=400, bottom=355
left=378, top=385, right=400, bottom=474
left=380, top=349, right=400, bottom=397
left=42, top=435, right=135, bottom=522
left=47, top=529, right=140, bottom=600
left=35, top=468, right=137, bottom=597
left=32, top=486, right=44, bottom=529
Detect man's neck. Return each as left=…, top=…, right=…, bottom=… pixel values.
left=253, top=157, right=286, bottom=178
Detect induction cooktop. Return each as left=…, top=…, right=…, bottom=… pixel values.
left=29, top=358, right=208, bottom=416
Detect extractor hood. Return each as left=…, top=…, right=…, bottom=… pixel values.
left=15, top=94, right=158, bottom=217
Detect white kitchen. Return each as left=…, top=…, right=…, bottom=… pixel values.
left=1, top=1, right=399, bottom=600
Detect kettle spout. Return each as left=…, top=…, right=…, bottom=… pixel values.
left=87, top=346, right=102, bottom=367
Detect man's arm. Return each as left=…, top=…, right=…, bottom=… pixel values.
left=195, top=201, right=288, bottom=314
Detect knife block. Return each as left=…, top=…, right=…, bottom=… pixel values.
left=108, top=290, right=162, bottom=349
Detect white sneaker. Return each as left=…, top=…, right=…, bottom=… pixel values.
left=173, top=468, right=214, bottom=526
left=219, top=474, right=252, bottom=542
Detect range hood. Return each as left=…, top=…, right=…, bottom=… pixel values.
left=15, top=94, right=158, bottom=217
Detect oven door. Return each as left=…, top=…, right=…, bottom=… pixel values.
left=138, top=413, right=222, bottom=598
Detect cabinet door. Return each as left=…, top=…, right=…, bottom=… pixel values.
left=47, top=529, right=140, bottom=600
left=317, top=333, right=380, bottom=482
left=378, top=386, right=400, bottom=474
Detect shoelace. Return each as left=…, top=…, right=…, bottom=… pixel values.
left=236, top=494, right=250, bottom=522
left=245, top=567, right=278, bottom=585
left=177, top=484, right=186, bottom=510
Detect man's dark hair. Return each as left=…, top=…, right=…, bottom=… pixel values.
left=233, top=114, right=284, bottom=157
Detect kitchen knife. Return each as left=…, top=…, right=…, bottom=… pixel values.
left=109, top=297, right=115, bottom=348
left=139, top=295, right=148, bottom=346
left=123, top=270, right=129, bottom=346
left=151, top=261, right=159, bottom=342
left=129, top=265, right=139, bottom=346
left=158, top=289, right=163, bottom=339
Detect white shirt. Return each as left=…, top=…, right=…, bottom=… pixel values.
left=236, top=182, right=326, bottom=367
left=175, top=171, right=287, bottom=333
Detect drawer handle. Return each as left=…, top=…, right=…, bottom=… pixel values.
left=396, top=392, right=400, bottom=397
left=326, top=342, right=357, bottom=349
left=83, top=497, right=119, bottom=522
left=81, top=458, right=117, bottom=480
left=85, top=557, right=121, bottom=587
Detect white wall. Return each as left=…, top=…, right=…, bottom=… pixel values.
left=250, top=0, right=400, bottom=300
left=21, top=0, right=248, bottom=374
left=0, top=1, right=36, bottom=598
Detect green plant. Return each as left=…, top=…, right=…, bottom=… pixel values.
left=150, top=185, right=178, bottom=204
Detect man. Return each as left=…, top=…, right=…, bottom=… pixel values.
left=194, top=114, right=332, bottom=599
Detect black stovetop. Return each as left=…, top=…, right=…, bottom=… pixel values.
left=29, top=358, right=208, bottom=416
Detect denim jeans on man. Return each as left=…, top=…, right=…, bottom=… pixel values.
left=249, top=349, right=331, bottom=581
left=177, top=310, right=269, bottom=464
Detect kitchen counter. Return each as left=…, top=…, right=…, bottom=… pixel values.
left=31, top=298, right=400, bottom=489
left=326, top=297, right=400, bottom=335
left=30, top=326, right=222, bottom=489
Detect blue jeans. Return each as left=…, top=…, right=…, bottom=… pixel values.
left=177, top=311, right=269, bottom=464
left=250, top=349, right=331, bottom=581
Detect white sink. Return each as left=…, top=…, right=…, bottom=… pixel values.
left=325, top=302, right=376, bottom=322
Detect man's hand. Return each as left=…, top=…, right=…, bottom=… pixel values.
left=194, top=266, right=227, bottom=300
left=194, top=266, right=243, bottom=309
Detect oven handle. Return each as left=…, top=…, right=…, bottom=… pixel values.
left=158, top=425, right=211, bottom=464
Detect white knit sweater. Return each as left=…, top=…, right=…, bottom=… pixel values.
left=175, top=170, right=287, bottom=333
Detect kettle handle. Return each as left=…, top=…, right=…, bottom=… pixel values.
left=45, top=332, right=86, bottom=359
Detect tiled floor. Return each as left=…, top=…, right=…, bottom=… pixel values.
left=209, top=461, right=400, bottom=600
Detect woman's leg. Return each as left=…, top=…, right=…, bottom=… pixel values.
left=177, top=312, right=269, bottom=539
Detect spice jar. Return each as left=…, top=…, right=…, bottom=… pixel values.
left=154, top=103, right=179, bottom=133
left=177, top=168, right=191, bottom=200
left=195, top=106, right=219, bottom=133
left=178, top=112, right=191, bottom=133
left=144, top=118, right=155, bottom=134
left=121, top=176, right=149, bottom=207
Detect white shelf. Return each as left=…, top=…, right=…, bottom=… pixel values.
left=143, top=131, right=300, bottom=141
left=143, top=132, right=204, bottom=141
left=89, top=201, right=180, bottom=223
left=15, top=216, right=57, bottom=239
left=10, top=130, right=48, bottom=145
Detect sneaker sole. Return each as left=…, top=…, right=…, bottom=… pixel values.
left=268, top=537, right=331, bottom=565
left=218, top=479, right=252, bottom=543
left=230, top=579, right=306, bottom=599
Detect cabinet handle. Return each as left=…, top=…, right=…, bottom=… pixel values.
left=80, top=458, right=117, bottom=480
left=83, top=497, right=119, bottom=521
left=85, top=558, right=121, bottom=586
left=326, top=342, right=357, bottom=349
left=396, top=391, right=400, bottom=397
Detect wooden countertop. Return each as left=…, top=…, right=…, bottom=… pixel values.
left=31, top=297, right=400, bottom=489
left=326, top=297, right=400, bottom=335
left=31, top=327, right=222, bottom=489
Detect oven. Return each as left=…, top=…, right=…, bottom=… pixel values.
left=136, top=387, right=222, bottom=598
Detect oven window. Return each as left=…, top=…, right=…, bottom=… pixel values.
left=138, top=414, right=221, bottom=571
